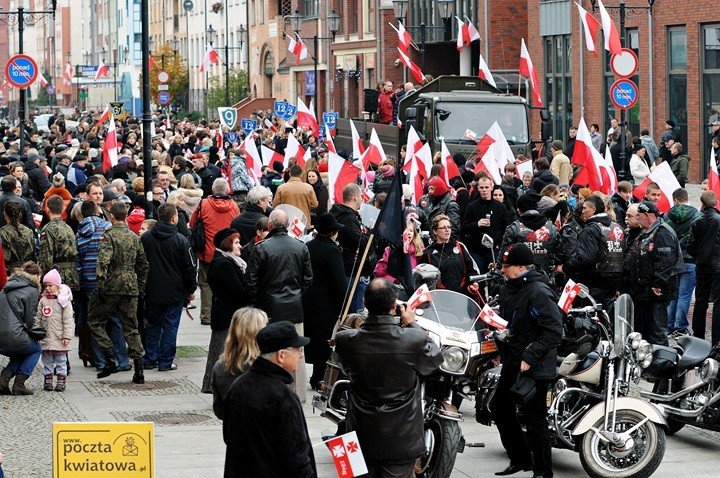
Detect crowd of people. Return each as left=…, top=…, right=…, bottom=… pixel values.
left=0, top=105, right=718, bottom=477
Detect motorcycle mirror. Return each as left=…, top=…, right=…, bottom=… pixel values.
left=481, top=234, right=494, bottom=249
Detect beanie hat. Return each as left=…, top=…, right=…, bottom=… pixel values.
left=428, top=177, right=450, bottom=197
left=213, top=228, right=239, bottom=249
left=552, top=140, right=564, bottom=151
left=516, top=193, right=539, bottom=213
left=42, top=269, right=62, bottom=288
left=501, top=243, right=534, bottom=267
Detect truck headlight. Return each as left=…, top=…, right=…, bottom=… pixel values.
left=441, top=346, right=467, bottom=373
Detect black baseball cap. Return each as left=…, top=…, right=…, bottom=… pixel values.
left=501, top=243, right=534, bottom=267
left=257, top=321, right=310, bottom=354
left=637, top=200, right=660, bottom=216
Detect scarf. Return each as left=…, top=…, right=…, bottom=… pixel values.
left=219, top=249, right=247, bottom=273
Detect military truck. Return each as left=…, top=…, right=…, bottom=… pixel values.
left=335, top=75, right=549, bottom=162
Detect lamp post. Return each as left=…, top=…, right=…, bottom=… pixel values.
left=589, top=0, right=655, bottom=181
left=391, top=0, right=453, bottom=73
left=289, top=9, right=341, bottom=120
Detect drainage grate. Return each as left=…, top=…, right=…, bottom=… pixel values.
left=110, top=380, right=178, bottom=391
left=83, top=378, right=201, bottom=397
left=134, top=412, right=213, bottom=426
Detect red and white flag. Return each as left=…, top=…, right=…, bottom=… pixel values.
left=440, top=139, right=461, bottom=186
left=285, top=133, right=307, bottom=168
left=148, top=56, right=156, bottom=70
left=328, top=152, right=361, bottom=204
left=402, top=125, right=424, bottom=173
left=558, top=279, right=582, bottom=313
left=466, top=18, right=481, bottom=42
left=456, top=16, right=472, bottom=51
left=519, top=38, right=543, bottom=107
left=94, top=62, right=110, bottom=81
left=571, top=117, right=604, bottom=191
left=479, top=304, right=508, bottom=330
left=290, top=217, right=306, bottom=238
left=261, top=144, right=284, bottom=168
left=478, top=54, right=496, bottom=89
left=296, top=96, right=320, bottom=137
left=241, top=134, right=263, bottom=185
left=575, top=2, right=601, bottom=56
left=408, top=143, right=432, bottom=205
left=264, top=118, right=278, bottom=133
left=407, top=284, right=432, bottom=309
left=199, top=45, right=221, bottom=72
left=64, top=63, right=73, bottom=87
left=349, top=119, right=365, bottom=160
left=597, top=0, right=622, bottom=55
left=397, top=47, right=425, bottom=84
left=324, top=123, right=337, bottom=153
left=709, top=147, right=720, bottom=198
left=632, top=161, right=681, bottom=214
left=102, top=112, right=118, bottom=172
left=96, top=104, right=111, bottom=126
left=598, top=143, right=617, bottom=195
left=37, top=72, right=49, bottom=88
left=287, top=34, right=308, bottom=63
left=325, top=431, right=368, bottom=478
left=464, top=129, right=477, bottom=141
left=389, top=22, right=413, bottom=53
left=360, top=128, right=386, bottom=169
left=473, top=121, right=514, bottom=184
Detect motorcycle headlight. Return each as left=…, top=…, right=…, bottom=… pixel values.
left=635, top=340, right=653, bottom=363
left=627, top=332, right=642, bottom=350
left=441, top=346, right=467, bottom=373
left=700, top=358, right=720, bottom=382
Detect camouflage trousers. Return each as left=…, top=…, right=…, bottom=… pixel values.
left=87, top=292, right=145, bottom=360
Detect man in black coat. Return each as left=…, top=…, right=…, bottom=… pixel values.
left=230, top=185, right=272, bottom=244
left=223, top=321, right=316, bottom=478
left=0, top=175, right=35, bottom=231
left=492, top=244, right=562, bottom=478
left=25, top=153, right=51, bottom=201
left=462, top=175, right=510, bottom=272
left=688, top=191, right=720, bottom=345
left=140, top=204, right=197, bottom=370
left=335, top=279, right=443, bottom=477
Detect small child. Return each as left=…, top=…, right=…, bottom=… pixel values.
left=36, top=269, right=74, bottom=392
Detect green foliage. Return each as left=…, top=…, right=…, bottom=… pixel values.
left=174, top=109, right=204, bottom=122
left=141, top=43, right=190, bottom=108
left=205, top=68, right=249, bottom=111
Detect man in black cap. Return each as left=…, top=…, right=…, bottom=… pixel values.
left=492, top=243, right=562, bottom=478
left=629, top=200, right=683, bottom=346
left=223, top=320, right=316, bottom=478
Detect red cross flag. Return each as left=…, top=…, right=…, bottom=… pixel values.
left=290, top=217, right=306, bottom=238
left=479, top=304, right=508, bottom=330
left=407, top=284, right=432, bottom=310
left=325, top=431, right=368, bottom=477
left=558, top=279, right=582, bottom=313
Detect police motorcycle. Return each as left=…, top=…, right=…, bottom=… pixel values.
left=476, top=289, right=667, bottom=478
left=312, top=266, right=501, bottom=478
left=639, top=332, right=720, bottom=436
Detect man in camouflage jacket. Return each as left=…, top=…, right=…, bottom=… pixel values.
left=38, top=195, right=79, bottom=291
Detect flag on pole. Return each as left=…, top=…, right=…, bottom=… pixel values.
left=96, top=104, right=111, bottom=127
left=287, top=34, right=309, bottom=63
left=389, top=22, right=413, bottom=53
left=402, top=125, right=424, bottom=173
left=456, top=16, right=472, bottom=51
left=571, top=117, right=604, bottom=192
left=63, top=63, right=73, bottom=87
left=328, top=152, right=362, bottom=204
left=94, top=62, right=110, bottom=81
left=37, top=72, right=49, bottom=87
left=575, top=2, right=601, bottom=56
left=479, top=304, right=508, bottom=330
left=102, top=112, right=118, bottom=172
left=406, top=284, right=432, bottom=309
left=473, top=122, right=515, bottom=183
left=558, top=279, right=582, bottom=313
left=360, top=128, right=386, bottom=169
left=349, top=119, right=365, bottom=160
left=261, top=144, right=284, bottom=168
left=324, top=123, right=337, bottom=153
left=519, top=38, right=543, bottom=106
left=440, top=139, right=461, bottom=186
left=598, top=144, right=618, bottom=195
left=709, top=147, right=720, bottom=198
left=264, top=118, right=278, bottom=133
left=597, top=0, right=622, bottom=55
left=199, top=45, right=221, bottom=72
left=296, top=97, right=320, bottom=137
left=632, top=162, right=681, bottom=214
left=478, top=54, right=496, bottom=88
left=465, top=17, right=481, bottom=42
left=285, top=133, right=307, bottom=168
left=397, top=48, right=424, bottom=84
left=241, top=134, right=263, bottom=185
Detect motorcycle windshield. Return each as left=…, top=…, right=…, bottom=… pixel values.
left=613, top=294, right=635, bottom=353
left=416, top=290, right=481, bottom=331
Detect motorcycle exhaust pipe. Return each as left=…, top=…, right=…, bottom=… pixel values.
left=657, top=389, right=720, bottom=418
left=639, top=380, right=707, bottom=402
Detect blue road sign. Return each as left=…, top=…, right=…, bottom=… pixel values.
left=322, top=112, right=339, bottom=128
left=610, top=79, right=638, bottom=111
left=225, top=131, right=238, bottom=144
left=5, top=54, right=38, bottom=88
left=157, top=91, right=171, bottom=106
left=274, top=100, right=288, bottom=118
left=284, top=105, right=297, bottom=121
left=241, top=118, right=258, bottom=135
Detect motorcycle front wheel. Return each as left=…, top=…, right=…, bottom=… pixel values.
left=416, top=417, right=461, bottom=478
left=579, top=410, right=665, bottom=478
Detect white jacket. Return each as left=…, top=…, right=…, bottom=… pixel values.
left=630, top=154, right=651, bottom=185
left=36, top=285, right=74, bottom=351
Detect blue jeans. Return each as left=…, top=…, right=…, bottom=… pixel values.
left=143, top=303, right=183, bottom=369
left=345, top=276, right=370, bottom=314
left=3, top=340, right=41, bottom=376
left=667, top=263, right=696, bottom=333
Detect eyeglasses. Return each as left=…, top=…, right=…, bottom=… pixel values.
left=284, top=346, right=303, bottom=354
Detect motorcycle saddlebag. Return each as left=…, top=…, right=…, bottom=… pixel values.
left=644, top=345, right=678, bottom=379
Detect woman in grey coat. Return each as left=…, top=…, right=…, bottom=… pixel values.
left=0, top=262, right=43, bottom=395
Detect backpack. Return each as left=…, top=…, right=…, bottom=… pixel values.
left=189, top=200, right=206, bottom=254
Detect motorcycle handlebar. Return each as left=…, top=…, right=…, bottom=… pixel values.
left=568, top=306, right=596, bottom=315
left=470, top=271, right=501, bottom=283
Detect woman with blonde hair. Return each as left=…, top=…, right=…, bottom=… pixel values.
left=177, top=174, right=203, bottom=215
left=211, top=307, right=268, bottom=419
left=166, top=190, right=191, bottom=237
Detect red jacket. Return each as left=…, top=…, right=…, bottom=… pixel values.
left=378, top=91, right=394, bottom=124
left=189, top=195, right=240, bottom=263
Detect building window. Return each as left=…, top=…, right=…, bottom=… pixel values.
left=603, top=29, right=640, bottom=138
left=302, top=0, right=318, bottom=18
left=668, top=26, right=687, bottom=151
left=702, top=24, right=720, bottom=176
left=279, top=0, right=292, bottom=17
left=543, top=34, right=572, bottom=143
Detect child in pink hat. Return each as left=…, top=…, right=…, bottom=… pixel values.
left=36, top=269, right=74, bottom=392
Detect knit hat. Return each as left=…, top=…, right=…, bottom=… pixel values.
left=661, top=131, right=674, bottom=142
left=428, top=177, right=450, bottom=197
left=516, top=193, right=539, bottom=213
left=552, top=140, right=564, bottom=151
left=213, top=228, right=239, bottom=249
left=501, top=243, right=534, bottom=267
left=42, top=269, right=62, bottom=287
left=52, top=173, right=65, bottom=187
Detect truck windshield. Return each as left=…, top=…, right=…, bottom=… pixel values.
left=435, top=102, right=529, bottom=144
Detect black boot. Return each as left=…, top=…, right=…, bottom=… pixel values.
left=132, top=359, right=145, bottom=384
left=12, top=374, right=33, bottom=395
left=0, top=368, right=14, bottom=395
left=97, top=351, right=118, bottom=379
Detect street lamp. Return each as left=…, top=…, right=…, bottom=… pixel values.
left=206, top=24, right=216, bottom=46
left=289, top=10, right=303, bottom=35
left=392, top=0, right=452, bottom=72
left=437, top=0, right=453, bottom=40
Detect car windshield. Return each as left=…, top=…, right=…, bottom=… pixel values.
left=416, top=290, right=481, bottom=331
left=435, top=102, right=529, bottom=144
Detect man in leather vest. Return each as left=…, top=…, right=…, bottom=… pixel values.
left=563, top=195, right=625, bottom=307
left=335, top=279, right=442, bottom=477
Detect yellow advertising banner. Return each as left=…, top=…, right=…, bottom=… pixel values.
left=52, top=422, right=154, bottom=478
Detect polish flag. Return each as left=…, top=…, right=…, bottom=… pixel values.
left=519, top=38, right=543, bottom=107
left=598, top=144, right=617, bottom=195
left=632, top=162, right=681, bottom=214
left=402, top=125, right=424, bottom=173
left=37, top=72, right=48, bottom=87
left=456, top=17, right=472, bottom=51
left=466, top=18, right=481, bottom=42
left=407, top=142, right=432, bottom=205
left=397, top=47, right=424, bottom=84
left=264, top=118, right=278, bottom=133
left=515, top=159, right=533, bottom=180
left=241, top=134, right=263, bottom=185
left=102, top=112, right=118, bottom=172
left=325, top=431, right=368, bottom=478
left=479, top=304, right=508, bottom=330
left=324, top=123, right=337, bottom=153
left=360, top=128, right=386, bottom=169
left=709, top=147, right=720, bottom=198
left=94, top=62, right=110, bottom=81
left=440, top=140, right=461, bottom=186
left=148, top=56, right=156, bottom=69
left=349, top=119, right=365, bottom=160
left=64, top=63, right=73, bottom=87
left=597, top=0, right=622, bottom=55
left=478, top=54, right=496, bottom=88
left=296, top=97, right=320, bottom=137
left=389, top=22, right=413, bottom=53
left=261, top=144, right=284, bottom=168
left=408, top=148, right=424, bottom=205
left=571, top=118, right=604, bottom=192
left=287, top=34, right=308, bottom=63
left=558, top=279, right=582, bottom=313
left=328, top=152, right=362, bottom=204
left=473, top=122, right=515, bottom=183
left=407, top=284, right=432, bottom=309
left=575, top=2, right=601, bottom=56
left=285, top=133, right=307, bottom=168
left=96, top=104, right=111, bottom=127
left=199, top=45, right=220, bottom=72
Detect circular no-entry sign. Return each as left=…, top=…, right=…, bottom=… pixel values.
left=610, top=48, right=639, bottom=78
left=610, top=78, right=638, bottom=111
left=5, top=54, right=38, bottom=88
left=157, top=70, right=169, bottom=83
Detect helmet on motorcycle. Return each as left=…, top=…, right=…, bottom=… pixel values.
left=412, top=263, right=441, bottom=290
